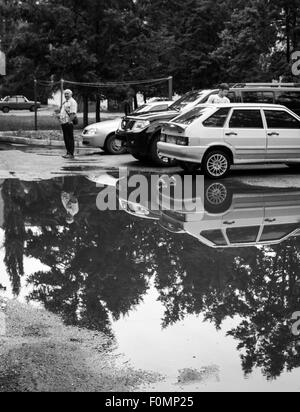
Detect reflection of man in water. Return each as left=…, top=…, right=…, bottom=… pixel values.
left=61, top=177, right=79, bottom=225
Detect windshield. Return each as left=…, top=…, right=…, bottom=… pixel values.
left=134, top=105, right=148, bottom=113
left=169, top=90, right=210, bottom=111
left=173, top=107, right=213, bottom=125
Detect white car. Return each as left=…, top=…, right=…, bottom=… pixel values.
left=158, top=103, right=300, bottom=179
left=159, top=181, right=300, bottom=248
left=82, top=101, right=174, bottom=154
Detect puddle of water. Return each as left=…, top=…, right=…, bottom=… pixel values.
left=1, top=174, right=300, bottom=392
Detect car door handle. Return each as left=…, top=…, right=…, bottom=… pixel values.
left=225, top=132, right=238, bottom=136
left=224, top=221, right=235, bottom=225
left=268, top=132, right=279, bottom=136
left=265, top=218, right=276, bottom=223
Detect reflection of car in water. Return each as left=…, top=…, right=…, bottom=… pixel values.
left=117, top=173, right=167, bottom=221
left=160, top=180, right=300, bottom=248
left=117, top=173, right=180, bottom=221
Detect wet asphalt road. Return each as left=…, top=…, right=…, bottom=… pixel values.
left=0, top=141, right=300, bottom=188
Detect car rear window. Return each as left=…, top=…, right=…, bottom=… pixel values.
left=201, top=230, right=227, bottom=246
left=264, top=110, right=300, bottom=129
left=229, top=109, right=264, bottom=129
left=170, top=90, right=211, bottom=111
left=173, top=107, right=213, bottom=125
left=203, top=108, right=231, bottom=128
left=260, top=224, right=300, bottom=242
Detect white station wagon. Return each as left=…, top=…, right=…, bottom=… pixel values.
left=158, top=103, right=300, bottom=179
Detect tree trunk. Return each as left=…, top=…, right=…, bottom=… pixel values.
left=96, top=95, right=101, bottom=123
left=83, top=95, right=89, bottom=128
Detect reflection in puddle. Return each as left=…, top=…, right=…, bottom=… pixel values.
left=1, top=175, right=300, bottom=391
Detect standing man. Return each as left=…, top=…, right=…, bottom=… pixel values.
left=207, top=83, right=231, bottom=104
left=60, top=89, right=78, bottom=159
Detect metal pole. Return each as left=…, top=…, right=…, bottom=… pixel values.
left=96, top=93, right=101, bottom=123
left=168, top=76, right=173, bottom=100
left=60, top=78, right=64, bottom=107
left=34, top=78, right=38, bottom=131
left=83, top=94, right=89, bottom=128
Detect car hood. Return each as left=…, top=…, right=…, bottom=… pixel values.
left=126, top=110, right=180, bottom=122
left=85, top=118, right=121, bottom=129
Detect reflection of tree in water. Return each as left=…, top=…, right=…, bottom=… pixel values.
left=3, top=178, right=300, bottom=379
left=155, top=240, right=300, bottom=380
left=2, top=180, right=26, bottom=296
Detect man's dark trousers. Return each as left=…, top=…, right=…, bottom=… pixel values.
left=62, top=123, right=75, bottom=156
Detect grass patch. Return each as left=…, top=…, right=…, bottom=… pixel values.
left=0, top=113, right=119, bottom=132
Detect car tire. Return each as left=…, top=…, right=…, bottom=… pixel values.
left=203, top=150, right=231, bottom=179
left=178, top=161, right=200, bottom=173
left=30, top=106, right=35, bottom=112
left=2, top=107, right=10, bottom=114
left=150, top=134, right=176, bottom=167
left=204, top=182, right=233, bottom=214
left=104, top=133, right=127, bottom=155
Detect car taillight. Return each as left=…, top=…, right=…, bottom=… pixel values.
left=176, top=136, right=188, bottom=146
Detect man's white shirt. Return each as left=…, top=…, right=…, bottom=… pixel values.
left=207, top=94, right=230, bottom=104
left=60, top=98, right=78, bottom=124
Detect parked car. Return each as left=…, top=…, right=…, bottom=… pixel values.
left=159, top=180, right=300, bottom=248
left=82, top=101, right=174, bottom=155
left=116, top=89, right=218, bottom=165
left=158, top=103, right=300, bottom=179
left=228, top=83, right=300, bottom=115
left=117, top=83, right=300, bottom=166
left=0, top=95, right=41, bottom=113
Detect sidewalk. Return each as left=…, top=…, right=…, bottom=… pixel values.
left=0, top=131, right=83, bottom=148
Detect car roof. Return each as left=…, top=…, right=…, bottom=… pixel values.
left=231, top=87, right=300, bottom=91
left=196, top=103, right=288, bottom=109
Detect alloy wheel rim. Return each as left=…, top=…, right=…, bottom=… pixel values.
left=206, top=183, right=227, bottom=205
left=112, top=139, right=122, bottom=152
left=207, top=154, right=228, bottom=177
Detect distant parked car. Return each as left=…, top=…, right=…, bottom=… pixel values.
left=0, top=96, right=41, bottom=113
left=82, top=101, right=174, bottom=155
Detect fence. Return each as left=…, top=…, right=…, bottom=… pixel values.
left=33, top=76, right=174, bottom=131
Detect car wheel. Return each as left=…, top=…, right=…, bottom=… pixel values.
left=104, top=134, right=127, bottom=155
left=2, top=107, right=10, bottom=114
left=203, top=150, right=230, bottom=179
left=204, top=182, right=233, bottom=214
left=30, top=106, right=35, bottom=112
left=178, top=161, right=200, bottom=173
left=150, top=134, right=176, bottom=167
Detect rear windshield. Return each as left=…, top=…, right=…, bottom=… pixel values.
left=134, top=105, right=148, bottom=113
left=169, top=90, right=211, bottom=111
left=173, top=107, right=213, bottom=125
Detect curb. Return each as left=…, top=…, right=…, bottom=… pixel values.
left=0, top=134, right=82, bottom=148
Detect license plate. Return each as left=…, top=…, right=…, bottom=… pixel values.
left=166, top=136, right=177, bottom=144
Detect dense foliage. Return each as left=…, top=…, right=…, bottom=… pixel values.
left=0, top=0, right=299, bottom=97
